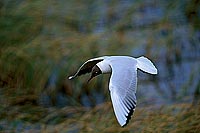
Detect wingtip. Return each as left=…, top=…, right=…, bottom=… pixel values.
left=68, top=76, right=74, bottom=80
left=121, top=122, right=126, bottom=128
left=121, top=108, right=134, bottom=127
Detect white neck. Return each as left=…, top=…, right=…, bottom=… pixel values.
left=96, top=61, right=111, bottom=74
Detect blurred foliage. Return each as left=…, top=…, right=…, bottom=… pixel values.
left=0, top=103, right=199, bottom=132
left=185, top=0, right=200, bottom=30
left=0, top=0, right=200, bottom=132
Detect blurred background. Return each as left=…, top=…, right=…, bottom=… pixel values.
left=0, top=0, right=200, bottom=132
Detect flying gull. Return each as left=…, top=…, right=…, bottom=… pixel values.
left=68, top=56, right=158, bottom=127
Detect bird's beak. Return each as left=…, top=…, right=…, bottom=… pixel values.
left=87, top=76, right=93, bottom=83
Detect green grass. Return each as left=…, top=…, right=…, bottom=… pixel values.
left=0, top=102, right=199, bottom=132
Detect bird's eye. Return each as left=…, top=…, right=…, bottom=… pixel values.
left=95, top=71, right=98, bottom=74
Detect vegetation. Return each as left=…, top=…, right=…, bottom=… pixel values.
left=0, top=102, right=199, bottom=132
left=0, top=0, right=200, bottom=132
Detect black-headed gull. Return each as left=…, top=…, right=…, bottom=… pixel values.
left=69, top=56, right=158, bottom=127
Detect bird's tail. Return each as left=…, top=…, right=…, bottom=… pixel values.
left=136, top=56, right=158, bottom=74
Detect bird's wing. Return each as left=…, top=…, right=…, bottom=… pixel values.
left=109, top=59, right=137, bottom=127
left=68, top=56, right=106, bottom=79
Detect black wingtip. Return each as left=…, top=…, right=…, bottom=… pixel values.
left=122, top=109, right=134, bottom=127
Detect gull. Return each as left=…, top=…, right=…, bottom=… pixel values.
left=68, top=56, right=158, bottom=127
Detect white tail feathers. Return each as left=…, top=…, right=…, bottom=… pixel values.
left=136, top=56, right=158, bottom=74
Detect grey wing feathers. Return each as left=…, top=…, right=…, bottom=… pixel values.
left=68, top=56, right=105, bottom=79
left=109, top=59, right=137, bottom=127
left=110, top=89, right=136, bottom=127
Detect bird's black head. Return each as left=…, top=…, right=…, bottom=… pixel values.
left=88, top=65, right=102, bottom=82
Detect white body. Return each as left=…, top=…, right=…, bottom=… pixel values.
left=96, top=56, right=157, bottom=75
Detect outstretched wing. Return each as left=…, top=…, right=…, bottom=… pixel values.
left=109, top=58, right=137, bottom=127
left=68, top=56, right=106, bottom=79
